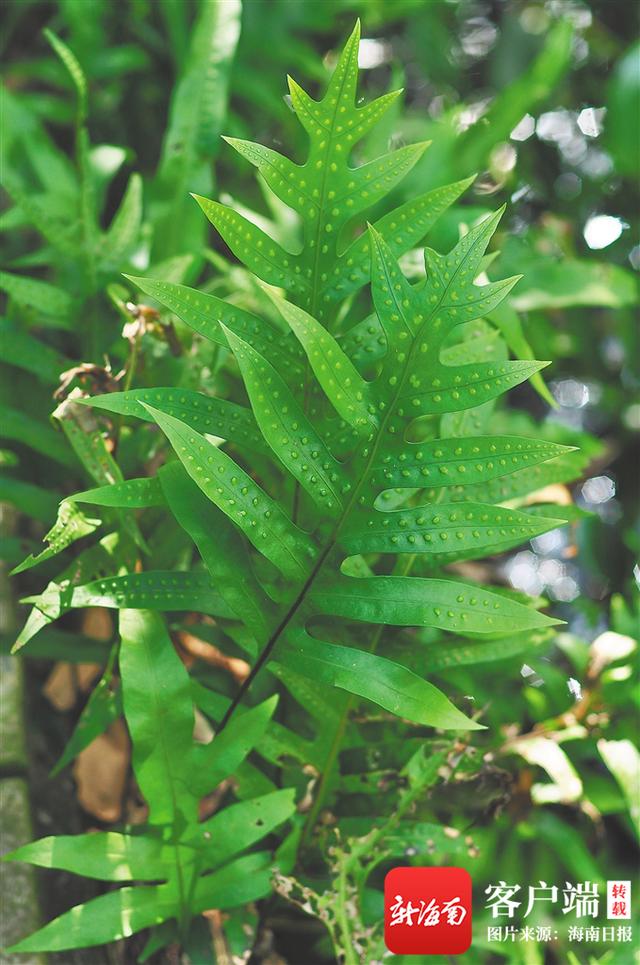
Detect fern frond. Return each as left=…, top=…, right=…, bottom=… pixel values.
left=196, top=22, right=468, bottom=321
left=140, top=212, right=567, bottom=729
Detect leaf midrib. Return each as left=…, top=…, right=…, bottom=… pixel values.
left=218, top=237, right=455, bottom=731
left=292, top=54, right=358, bottom=521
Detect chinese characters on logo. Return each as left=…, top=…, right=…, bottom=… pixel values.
left=384, top=867, right=472, bottom=955
left=487, top=925, right=633, bottom=944
left=485, top=880, right=604, bottom=919
left=383, top=870, right=633, bottom=955
left=389, top=895, right=467, bottom=928
left=485, top=880, right=634, bottom=947
left=607, top=881, right=631, bottom=920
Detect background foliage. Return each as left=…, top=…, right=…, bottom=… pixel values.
left=1, top=1, right=638, bottom=963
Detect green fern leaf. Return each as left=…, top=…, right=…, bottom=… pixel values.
left=280, top=631, right=483, bottom=730
left=11, top=499, right=100, bottom=575
left=44, top=28, right=88, bottom=125
left=71, top=476, right=165, bottom=508
left=221, top=322, right=349, bottom=516
left=367, top=436, right=576, bottom=492
left=51, top=667, right=122, bottom=775
left=309, top=573, right=559, bottom=634
left=2, top=171, right=81, bottom=257
left=119, top=608, right=196, bottom=824
left=142, top=402, right=317, bottom=580
left=190, top=696, right=279, bottom=794
left=7, top=608, right=295, bottom=953
left=192, top=789, right=296, bottom=869
left=140, top=209, right=561, bottom=733
left=100, top=172, right=143, bottom=270
left=151, top=0, right=241, bottom=259
left=160, top=461, right=274, bottom=640
left=267, top=293, right=376, bottom=429
left=82, top=387, right=267, bottom=453
left=6, top=831, right=168, bottom=883
left=122, top=275, right=306, bottom=379
left=6, top=886, right=177, bottom=954
left=7, top=26, right=601, bottom=956
left=196, top=22, right=465, bottom=321
left=21, top=570, right=236, bottom=622
left=13, top=533, right=136, bottom=653
left=341, top=503, right=565, bottom=561
left=0, top=270, right=74, bottom=321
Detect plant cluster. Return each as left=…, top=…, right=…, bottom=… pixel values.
left=1, top=4, right=638, bottom=963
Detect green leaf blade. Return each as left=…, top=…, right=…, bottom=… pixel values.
left=52, top=675, right=122, bottom=776
left=369, top=436, right=576, bottom=492
left=400, top=359, right=550, bottom=416
left=192, top=852, right=274, bottom=913
left=337, top=141, right=430, bottom=219
left=11, top=500, right=100, bottom=575
left=123, top=276, right=305, bottom=375
left=159, top=461, right=273, bottom=639
left=152, top=0, right=241, bottom=259
left=142, top=403, right=317, bottom=580
left=44, top=28, right=88, bottom=124
left=7, top=885, right=175, bottom=953
left=280, top=632, right=483, bottom=730
left=268, top=294, right=376, bottom=429
left=193, top=789, right=296, bottom=869
left=69, top=571, right=235, bottom=619
left=71, top=476, right=165, bottom=509
left=101, top=172, right=143, bottom=269
left=328, top=177, right=475, bottom=303
left=5, top=831, right=167, bottom=882
left=342, top=503, right=565, bottom=560
left=119, top=610, right=195, bottom=825
left=222, top=323, right=348, bottom=515
left=312, top=576, right=560, bottom=633
left=81, top=387, right=266, bottom=453
left=191, top=695, right=279, bottom=796
left=193, top=196, right=305, bottom=295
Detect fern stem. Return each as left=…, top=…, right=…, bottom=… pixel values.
left=216, top=539, right=335, bottom=733
left=300, top=465, right=449, bottom=841
left=300, top=691, right=351, bottom=847
left=218, top=263, right=453, bottom=744
left=336, top=851, right=359, bottom=965
left=345, top=741, right=431, bottom=877
left=300, top=552, right=418, bottom=847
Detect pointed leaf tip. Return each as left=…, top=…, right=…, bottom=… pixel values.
left=218, top=321, right=234, bottom=344
left=190, top=192, right=212, bottom=209
left=286, top=74, right=307, bottom=98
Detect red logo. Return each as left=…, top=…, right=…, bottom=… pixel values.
left=384, top=866, right=472, bottom=955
